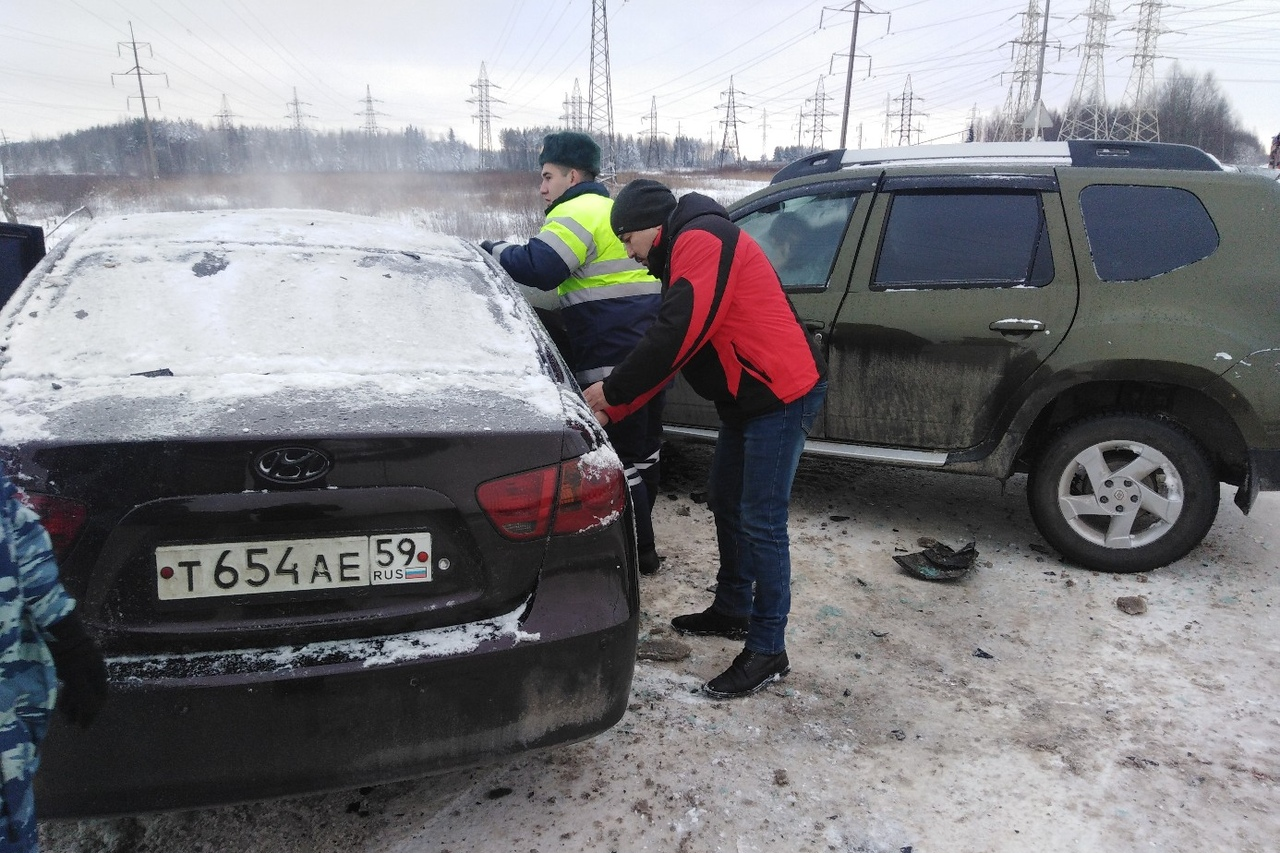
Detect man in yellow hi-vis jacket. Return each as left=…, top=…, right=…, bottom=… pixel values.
left=481, top=132, right=666, bottom=574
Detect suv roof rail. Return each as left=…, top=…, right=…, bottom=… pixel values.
left=1064, top=140, right=1223, bottom=171
left=771, top=139, right=1223, bottom=183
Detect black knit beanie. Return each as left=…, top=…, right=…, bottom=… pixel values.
left=611, top=179, right=677, bottom=235
left=538, top=132, right=601, bottom=174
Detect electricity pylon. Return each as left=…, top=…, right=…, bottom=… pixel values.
left=890, top=75, right=926, bottom=146
left=996, top=0, right=1044, bottom=141
left=717, top=77, right=748, bottom=166
left=214, top=95, right=237, bottom=133
left=1060, top=0, right=1113, bottom=140
left=468, top=62, right=502, bottom=169
left=285, top=87, right=314, bottom=134
left=806, top=77, right=836, bottom=151
left=562, top=79, right=586, bottom=131
left=587, top=0, right=617, bottom=182
left=641, top=97, right=666, bottom=167
left=358, top=85, right=385, bottom=136
left=112, top=22, right=166, bottom=179
left=1112, top=0, right=1165, bottom=141
left=821, top=1, right=887, bottom=149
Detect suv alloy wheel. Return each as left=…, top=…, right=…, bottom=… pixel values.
left=1027, top=413, right=1219, bottom=573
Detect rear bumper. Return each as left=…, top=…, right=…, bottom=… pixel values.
left=36, top=539, right=639, bottom=818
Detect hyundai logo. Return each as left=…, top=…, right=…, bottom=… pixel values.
left=253, top=446, right=332, bottom=485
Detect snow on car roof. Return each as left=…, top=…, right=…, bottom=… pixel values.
left=0, top=209, right=569, bottom=443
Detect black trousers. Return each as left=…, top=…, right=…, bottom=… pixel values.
left=605, top=390, right=665, bottom=555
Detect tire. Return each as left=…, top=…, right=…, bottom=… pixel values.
left=1027, top=413, right=1218, bottom=573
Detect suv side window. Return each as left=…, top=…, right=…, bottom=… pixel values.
left=738, top=190, right=859, bottom=289
left=1079, top=184, right=1219, bottom=281
left=873, top=190, right=1053, bottom=290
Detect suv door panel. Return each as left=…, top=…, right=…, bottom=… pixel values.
left=825, top=177, right=1078, bottom=451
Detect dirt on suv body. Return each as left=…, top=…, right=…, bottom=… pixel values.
left=661, top=140, right=1280, bottom=573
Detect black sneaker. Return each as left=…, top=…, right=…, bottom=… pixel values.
left=670, top=607, right=749, bottom=640
left=638, top=547, right=660, bottom=576
left=703, top=649, right=790, bottom=699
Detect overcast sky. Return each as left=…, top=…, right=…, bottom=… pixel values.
left=2, top=0, right=1277, bottom=158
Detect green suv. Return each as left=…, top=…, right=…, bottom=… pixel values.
left=661, top=140, right=1280, bottom=573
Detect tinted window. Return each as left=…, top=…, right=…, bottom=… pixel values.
left=873, top=191, right=1053, bottom=289
left=738, top=190, right=859, bottom=288
left=1079, top=184, right=1219, bottom=281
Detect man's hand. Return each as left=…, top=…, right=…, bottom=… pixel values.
left=582, top=381, right=610, bottom=425
left=479, top=240, right=496, bottom=254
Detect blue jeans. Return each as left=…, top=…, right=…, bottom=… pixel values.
left=708, top=381, right=827, bottom=655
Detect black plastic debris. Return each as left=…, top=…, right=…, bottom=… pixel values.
left=893, top=540, right=977, bottom=581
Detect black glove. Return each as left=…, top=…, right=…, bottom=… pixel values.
left=480, top=240, right=496, bottom=254
left=47, top=609, right=109, bottom=728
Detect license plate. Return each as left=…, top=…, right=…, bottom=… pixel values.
left=155, top=532, right=434, bottom=601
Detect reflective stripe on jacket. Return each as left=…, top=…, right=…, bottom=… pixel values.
left=491, top=182, right=661, bottom=384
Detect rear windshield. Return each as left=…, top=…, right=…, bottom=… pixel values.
left=1, top=227, right=541, bottom=380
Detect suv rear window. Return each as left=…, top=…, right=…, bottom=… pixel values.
left=1079, top=184, right=1219, bottom=281
left=873, top=190, right=1054, bottom=289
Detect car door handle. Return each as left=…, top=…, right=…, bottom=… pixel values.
left=989, top=319, right=1045, bottom=333
left=804, top=319, right=826, bottom=344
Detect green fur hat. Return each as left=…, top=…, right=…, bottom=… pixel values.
left=539, top=132, right=601, bottom=174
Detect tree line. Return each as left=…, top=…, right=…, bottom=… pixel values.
left=0, top=119, right=746, bottom=178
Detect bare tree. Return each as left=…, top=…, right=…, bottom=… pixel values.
left=1154, top=63, right=1262, bottom=164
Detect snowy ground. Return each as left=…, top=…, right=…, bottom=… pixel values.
left=41, top=441, right=1279, bottom=853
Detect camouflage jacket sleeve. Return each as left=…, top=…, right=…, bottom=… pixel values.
left=1, top=469, right=75, bottom=659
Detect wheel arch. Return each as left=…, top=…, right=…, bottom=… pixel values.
left=1013, top=376, right=1249, bottom=486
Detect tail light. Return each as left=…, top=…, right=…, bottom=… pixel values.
left=477, top=455, right=625, bottom=541
left=27, top=494, right=88, bottom=560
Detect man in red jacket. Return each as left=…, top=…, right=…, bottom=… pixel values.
left=582, top=179, right=827, bottom=699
